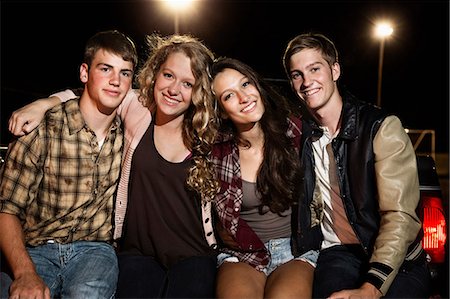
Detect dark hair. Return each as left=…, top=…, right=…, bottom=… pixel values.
left=211, top=57, right=301, bottom=213
left=83, top=30, right=138, bottom=69
left=283, top=32, right=338, bottom=77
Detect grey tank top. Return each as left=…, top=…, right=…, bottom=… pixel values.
left=240, top=180, right=291, bottom=243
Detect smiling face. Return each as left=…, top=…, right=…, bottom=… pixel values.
left=212, top=68, right=265, bottom=131
left=288, top=48, right=341, bottom=113
left=153, top=51, right=195, bottom=123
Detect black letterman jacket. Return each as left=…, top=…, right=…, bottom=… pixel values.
left=292, top=92, right=424, bottom=295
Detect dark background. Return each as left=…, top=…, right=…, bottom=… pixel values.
left=1, top=0, right=449, bottom=153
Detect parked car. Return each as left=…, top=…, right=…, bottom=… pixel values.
left=417, top=155, right=448, bottom=298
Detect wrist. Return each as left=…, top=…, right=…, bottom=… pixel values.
left=361, top=282, right=382, bottom=298
left=34, top=97, right=60, bottom=111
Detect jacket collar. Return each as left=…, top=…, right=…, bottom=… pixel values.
left=338, top=92, right=359, bottom=141
left=304, top=91, right=360, bottom=141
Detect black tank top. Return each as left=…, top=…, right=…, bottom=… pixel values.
left=119, top=122, right=214, bottom=267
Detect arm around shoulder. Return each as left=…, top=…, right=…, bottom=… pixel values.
left=8, top=95, right=62, bottom=136
left=116, top=88, right=141, bottom=119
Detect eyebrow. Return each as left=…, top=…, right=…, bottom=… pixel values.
left=96, top=62, right=134, bottom=73
left=304, top=61, right=324, bottom=70
left=95, top=62, right=113, bottom=68
left=290, top=61, right=324, bottom=73
left=163, top=66, right=195, bottom=81
left=219, top=74, right=248, bottom=96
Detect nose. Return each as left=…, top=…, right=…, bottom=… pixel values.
left=109, top=71, right=120, bottom=87
left=302, top=74, right=313, bottom=88
left=168, top=81, right=180, bottom=95
left=237, top=90, right=249, bottom=103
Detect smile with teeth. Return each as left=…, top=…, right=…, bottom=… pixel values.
left=241, top=101, right=256, bottom=113
left=302, top=88, right=320, bottom=97
left=163, top=94, right=180, bottom=105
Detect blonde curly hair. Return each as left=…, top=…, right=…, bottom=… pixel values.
left=137, top=33, right=219, bottom=202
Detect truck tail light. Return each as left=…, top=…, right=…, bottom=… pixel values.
left=422, top=195, right=447, bottom=263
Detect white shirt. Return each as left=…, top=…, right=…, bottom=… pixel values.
left=312, top=126, right=342, bottom=249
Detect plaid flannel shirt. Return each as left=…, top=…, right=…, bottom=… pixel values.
left=211, top=116, right=302, bottom=270
left=0, top=99, right=123, bottom=246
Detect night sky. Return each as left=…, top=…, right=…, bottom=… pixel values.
left=1, top=0, right=449, bottom=152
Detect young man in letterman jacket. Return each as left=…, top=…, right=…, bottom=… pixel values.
left=283, top=32, right=430, bottom=299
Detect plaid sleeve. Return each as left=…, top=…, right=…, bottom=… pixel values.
left=0, top=128, right=44, bottom=218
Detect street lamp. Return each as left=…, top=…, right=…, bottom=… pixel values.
left=374, top=22, right=393, bottom=107
left=164, top=0, right=194, bottom=34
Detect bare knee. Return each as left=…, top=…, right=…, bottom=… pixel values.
left=265, top=260, right=314, bottom=299
left=216, top=262, right=266, bottom=299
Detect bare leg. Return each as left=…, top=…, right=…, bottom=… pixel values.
left=216, top=261, right=266, bottom=299
left=265, top=260, right=314, bottom=299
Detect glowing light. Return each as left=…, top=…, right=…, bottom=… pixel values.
left=165, top=0, right=193, bottom=11
left=375, top=23, right=393, bottom=38
left=162, top=0, right=195, bottom=34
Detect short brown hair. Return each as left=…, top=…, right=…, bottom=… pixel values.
left=83, top=30, right=138, bottom=69
left=283, top=32, right=338, bottom=77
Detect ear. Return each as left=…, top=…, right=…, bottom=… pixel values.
left=80, top=63, right=89, bottom=83
left=331, top=62, right=341, bottom=82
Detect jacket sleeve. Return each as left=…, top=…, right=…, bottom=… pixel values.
left=113, top=91, right=152, bottom=239
left=50, top=89, right=77, bottom=102
left=367, top=115, right=422, bottom=295
left=52, top=88, right=139, bottom=121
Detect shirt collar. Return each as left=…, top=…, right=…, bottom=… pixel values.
left=64, top=98, right=121, bottom=135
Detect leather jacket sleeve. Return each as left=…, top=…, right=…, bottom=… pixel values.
left=369, top=115, right=421, bottom=295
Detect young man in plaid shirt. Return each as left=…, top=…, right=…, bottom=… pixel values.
left=0, top=30, right=137, bottom=299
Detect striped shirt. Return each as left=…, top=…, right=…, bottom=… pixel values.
left=0, top=98, right=123, bottom=246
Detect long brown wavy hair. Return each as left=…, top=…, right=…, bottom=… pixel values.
left=137, top=33, right=219, bottom=202
left=211, top=57, right=301, bottom=213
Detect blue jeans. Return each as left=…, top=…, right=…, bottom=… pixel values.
left=313, top=245, right=431, bottom=298
left=116, top=254, right=217, bottom=298
left=1, top=241, right=118, bottom=299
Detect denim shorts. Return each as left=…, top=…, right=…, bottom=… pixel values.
left=217, top=237, right=319, bottom=276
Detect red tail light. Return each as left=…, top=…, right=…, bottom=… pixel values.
left=422, top=195, right=447, bottom=263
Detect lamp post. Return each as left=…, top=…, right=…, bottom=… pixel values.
left=375, top=22, right=393, bottom=107
left=164, top=0, right=194, bottom=34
